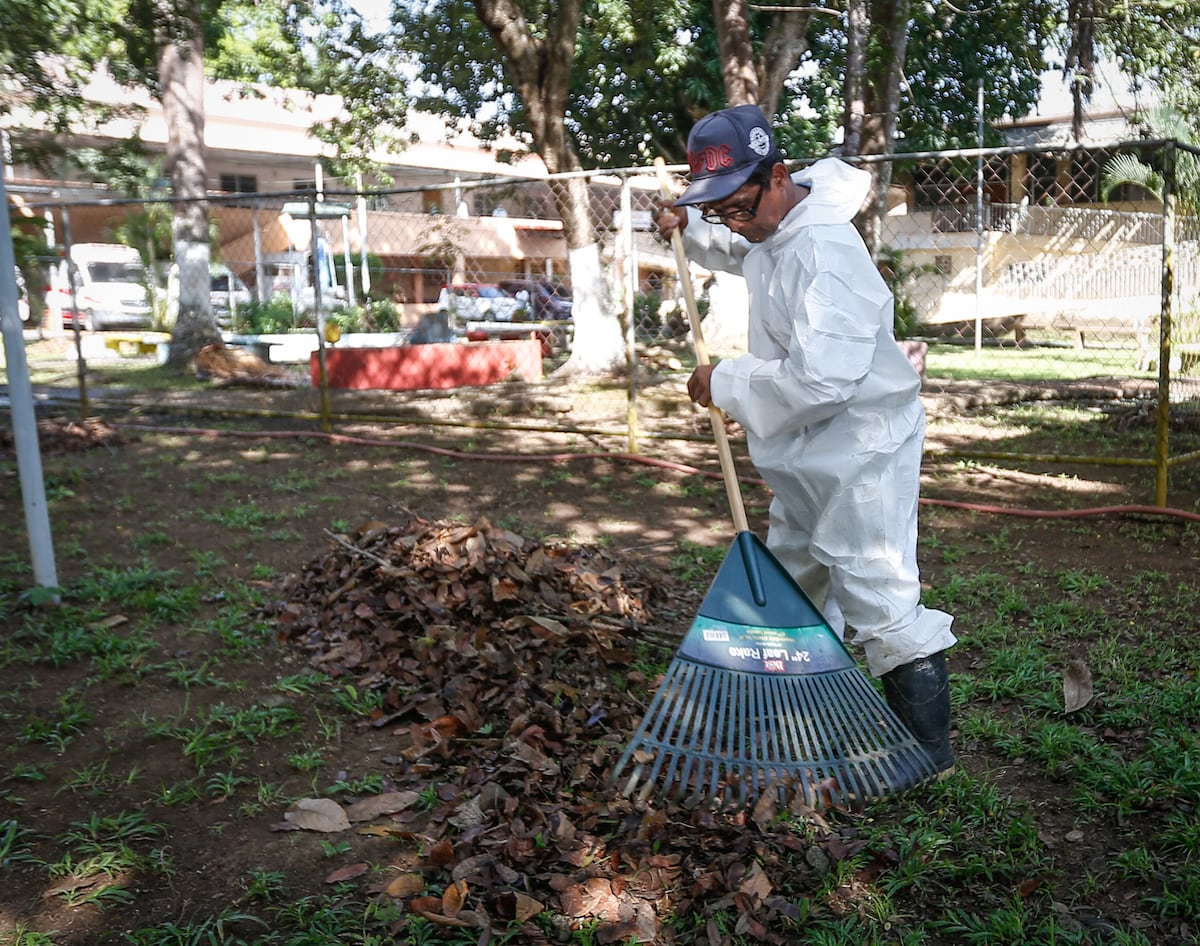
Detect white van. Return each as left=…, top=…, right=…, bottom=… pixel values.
left=52, top=243, right=154, bottom=331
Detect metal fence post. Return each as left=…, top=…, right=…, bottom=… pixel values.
left=0, top=167, right=59, bottom=598
left=620, top=173, right=639, bottom=453
left=1155, top=140, right=1176, bottom=507
left=60, top=206, right=89, bottom=419
left=309, top=196, right=332, bottom=433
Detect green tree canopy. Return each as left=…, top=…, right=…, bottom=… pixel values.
left=0, top=0, right=135, bottom=168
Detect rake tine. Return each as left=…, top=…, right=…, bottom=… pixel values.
left=613, top=533, right=938, bottom=809
left=674, top=664, right=717, bottom=797
left=772, top=676, right=811, bottom=794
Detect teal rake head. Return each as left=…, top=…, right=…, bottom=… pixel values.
left=612, top=532, right=938, bottom=809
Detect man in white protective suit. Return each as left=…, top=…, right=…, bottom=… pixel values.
left=654, top=105, right=957, bottom=774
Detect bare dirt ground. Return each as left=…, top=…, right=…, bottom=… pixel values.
left=2, top=370, right=1199, bottom=944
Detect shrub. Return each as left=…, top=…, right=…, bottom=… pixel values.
left=234, top=298, right=298, bottom=335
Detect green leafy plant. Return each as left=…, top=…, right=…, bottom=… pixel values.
left=668, top=540, right=725, bottom=583
left=234, top=296, right=300, bottom=334
left=330, top=684, right=384, bottom=717
left=877, top=245, right=944, bottom=339
left=245, top=868, right=288, bottom=903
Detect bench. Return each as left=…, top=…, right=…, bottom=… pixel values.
left=107, top=333, right=168, bottom=356
left=1047, top=303, right=1157, bottom=355
left=80, top=332, right=171, bottom=360
left=1143, top=341, right=1200, bottom=374
left=225, top=332, right=411, bottom=364
left=464, top=319, right=572, bottom=356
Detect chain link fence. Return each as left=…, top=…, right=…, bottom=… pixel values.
left=5, top=140, right=1200, bottom=504
left=864, top=141, right=1200, bottom=504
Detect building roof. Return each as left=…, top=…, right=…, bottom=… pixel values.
left=4, top=65, right=548, bottom=184
left=999, top=62, right=1162, bottom=148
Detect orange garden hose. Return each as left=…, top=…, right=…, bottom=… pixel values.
left=116, top=422, right=1200, bottom=524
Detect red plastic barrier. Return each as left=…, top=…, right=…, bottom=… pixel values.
left=312, top=340, right=543, bottom=391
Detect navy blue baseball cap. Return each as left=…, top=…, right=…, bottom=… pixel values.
left=677, top=105, right=779, bottom=206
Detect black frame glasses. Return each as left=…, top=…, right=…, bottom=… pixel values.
left=700, top=183, right=765, bottom=225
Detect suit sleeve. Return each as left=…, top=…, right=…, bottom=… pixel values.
left=709, top=230, right=885, bottom=438
left=678, top=208, right=752, bottom=274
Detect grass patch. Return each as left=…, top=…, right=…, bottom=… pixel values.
left=2, top=391, right=1198, bottom=944
left=925, top=343, right=1148, bottom=382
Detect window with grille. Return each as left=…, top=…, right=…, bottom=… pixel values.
left=220, top=174, right=257, bottom=194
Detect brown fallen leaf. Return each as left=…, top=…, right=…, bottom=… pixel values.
left=283, top=798, right=350, bottom=833
left=408, top=895, right=443, bottom=915
left=509, top=739, right=560, bottom=776
left=1018, top=876, right=1045, bottom=897
left=494, top=890, right=545, bottom=923
left=751, top=789, right=779, bottom=832
left=91, top=614, right=129, bottom=630
left=441, top=878, right=469, bottom=916
left=414, top=909, right=476, bottom=928
left=324, top=862, right=369, bottom=884
left=426, top=838, right=455, bottom=869
left=1064, top=658, right=1094, bottom=713
left=384, top=873, right=426, bottom=897
left=343, top=790, right=421, bottom=822
left=557, top=877, right=623, bottom=921
left=356, top=824, right=417, bottom=839
left=738, top=861, right=773, bottom=904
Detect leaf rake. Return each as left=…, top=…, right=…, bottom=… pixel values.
left=611, top=160, right=939, bottom=809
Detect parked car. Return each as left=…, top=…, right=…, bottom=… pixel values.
left=436, top=283, right=526, bottom=329
left=51, top=243, right=154, bottom=331
left=498, top=279, right=573, bottom=320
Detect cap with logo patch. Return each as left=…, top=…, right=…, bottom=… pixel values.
left=676, top=105, right=778, bottom=207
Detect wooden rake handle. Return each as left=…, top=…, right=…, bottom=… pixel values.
left=654, top=158, right=750, bottom=534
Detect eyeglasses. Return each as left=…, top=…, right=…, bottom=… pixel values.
left=700, top=183, right=765, bottom=225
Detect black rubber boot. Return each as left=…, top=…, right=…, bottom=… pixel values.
left=882, top=651, right=955, bottom=773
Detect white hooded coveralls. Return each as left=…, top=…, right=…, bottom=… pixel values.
left=681, top=158, right=955, bottom=677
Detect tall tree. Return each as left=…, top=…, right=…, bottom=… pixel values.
left=71, top=0, right=223, bottom=366
left=899, top=0, right=1054, bottom=152
left=209, top=0, right=410, bottom=182
left=1088, top=0, right=1200, bottom=120
left=141, top=0, right=218, bottom=366
left=857, top=0, right=912, bottom=252
left=842, top=0, right=868, bottom=156
left=476, top=0, right=624, bottom=373
left=0, top=0, right=124, bottom=159
left=697, top=1, right=819, bottom=350
left=713, top=0, right=758, bottom=105
left=1, top=0, right=120, bottom=300
left=686, top=1, right=816, bottom=124
left=393, top=0, right=631, bottom=373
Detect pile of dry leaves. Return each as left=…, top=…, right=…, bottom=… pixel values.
left=193, top=343, right=304, bottom=387
left=0, top=416, right=133, bottom=457
left=266, top=515, right=880, bottom=945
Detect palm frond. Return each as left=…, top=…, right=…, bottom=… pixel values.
left=1101, top=153, right=1163, bottom=202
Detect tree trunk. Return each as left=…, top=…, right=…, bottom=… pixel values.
left=757, top=11, right=813, bottom=120
left=843, top=0, right=869, bottom=158
left=856, top=0, right=911, bottom=255
left=158, top=0, right=218, bottom=370
left=702, top=2, right=814, bottom=355
left=714, top=0, right=758, bottom=106
left=702, top=0, right=758, bottom=353
left=473, top=0, right=624, bottom=375
left=1066, top=0, right=1097, bottom=142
